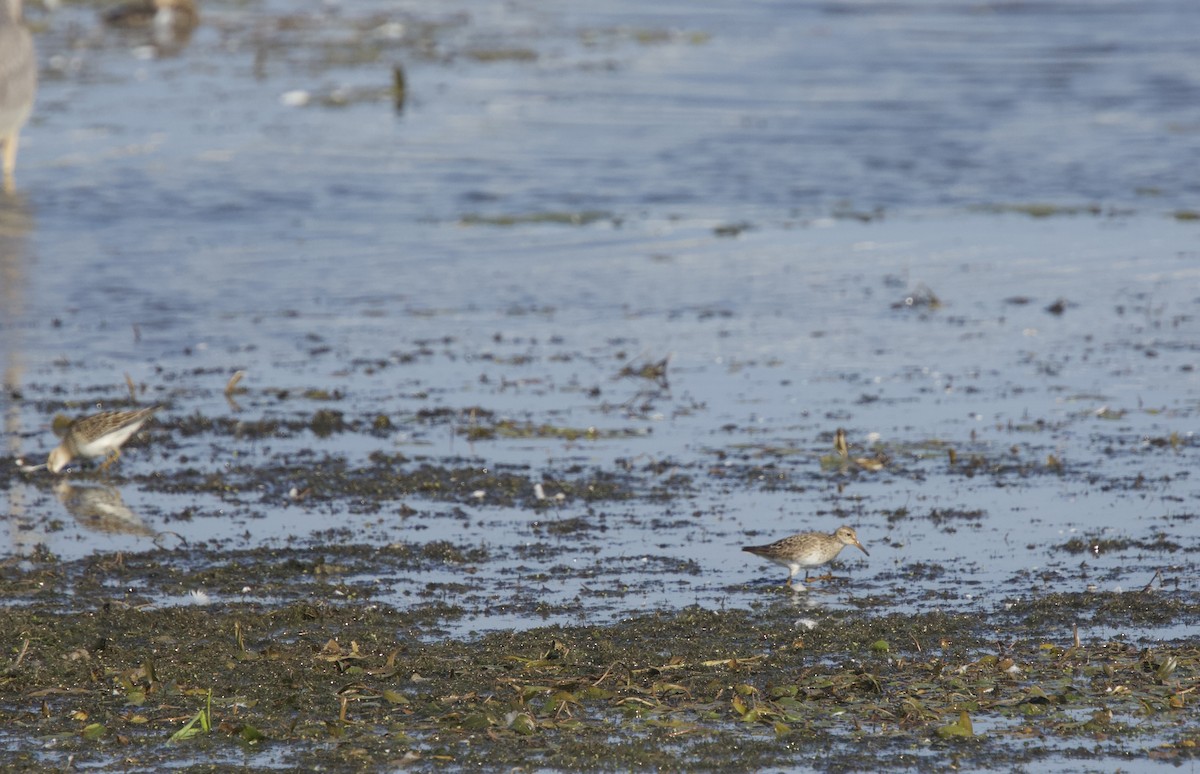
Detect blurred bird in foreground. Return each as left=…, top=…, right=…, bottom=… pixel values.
left=0, top=0, right=36, bottom=193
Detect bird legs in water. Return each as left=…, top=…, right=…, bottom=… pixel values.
left=2, top=133, right=18, bottom=194
left=98, top=449, right=122, bottom=474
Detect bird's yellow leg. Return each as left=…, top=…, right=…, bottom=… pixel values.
left=99, top=449, right=121, bottom=473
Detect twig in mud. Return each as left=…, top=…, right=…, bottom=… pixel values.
left=1141, top=569, right=1162, bottom=593
left=616, top=351, right=671, bottom=389
left=7, top=638, right=30, bottom=671
left=224, top=370, right=246, bottom=397
left=153, top=531, right=187, bottom=550
left=591, top=661, right=632, bottom=688
left=224, top=370, right=246, bottom=411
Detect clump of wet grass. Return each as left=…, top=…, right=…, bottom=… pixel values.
left=537, top=516, right=597, bottom=536
left=310, top=408, right=346, bottom=437
left=138, top=455, right=637, bottom=508
left=1001, top=590, right=1200, bottom=629
left=972, top=202, right=1105, bottom=217
left=928, top=508, right=985, bottom=525
left=891, top=283, right=942, bottom=310
left=1056, top=532, right=1183, bottom=555
left=459, top=211, right=613, bottom=227
left=465, top=47, right=538, bottom=62
left=579, top=27, right=711, bottom=47
left=945, top=450, right=1076, bottom=480
left=415, top=405, right=495, bottom=424
left=615, top=354, right=671, bottom=397
left=461, top=419, right=647, bottom=442
left=714, top=221, right=752, bottom=237
left=168, top=411, right=354, bottom=439
left=900, top=562, right=948, bottom=581
left=66, top=543, right=486, bottom=603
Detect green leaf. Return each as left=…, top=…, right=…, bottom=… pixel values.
left=169, top=688, right=213, bottom=743
left=509, top=713, right=537, bottom=735
left=169, top=716, right=206, bottom=743
left=461, top=713, right=492, bottom=731
left=239, top=724, right=267, bottom=743
left=81, top=723, right=106, bottom=741
left=519, top=685, right=550, bottom=702
left=935, top=710, right=975, bottom=738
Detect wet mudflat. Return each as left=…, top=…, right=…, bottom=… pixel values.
left=1, top=595, right=1199, bottom=771
left=3, top=0, right=1200, bottom=770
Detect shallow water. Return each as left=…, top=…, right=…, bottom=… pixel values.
left=2, top=0, right=1199, bottom=638
left=5, top=212, right=1197, bottom=637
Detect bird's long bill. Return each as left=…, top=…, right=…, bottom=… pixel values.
left=854, top=540, right=870, bottom=557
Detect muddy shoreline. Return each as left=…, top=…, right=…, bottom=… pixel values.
left=6, top=238, right=1200, bottom=768
left=1, top=562, right=1197, bottom=771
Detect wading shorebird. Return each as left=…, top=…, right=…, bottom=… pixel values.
left=103, top=0, right=198, bottom=50
left=742, top=525, right=869, bottom=591
left=47, top=406, right=161, bottom=474
left=0, top=0, right=37, bottom=192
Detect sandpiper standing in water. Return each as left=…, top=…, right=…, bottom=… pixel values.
left=103, top=0, right=199, bottom=53
left=742, top=525, right=869, bottom=591
left=47, top=406, right=161, bottom=474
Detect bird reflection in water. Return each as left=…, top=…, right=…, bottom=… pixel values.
left=55, top=480, right=155, bottom=537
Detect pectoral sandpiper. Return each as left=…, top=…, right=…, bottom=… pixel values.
left=742, top=525, right=869, bottom=590
left=103, top=0, right=198, bottom=52
left=47, top=406, right=160, bottom=474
